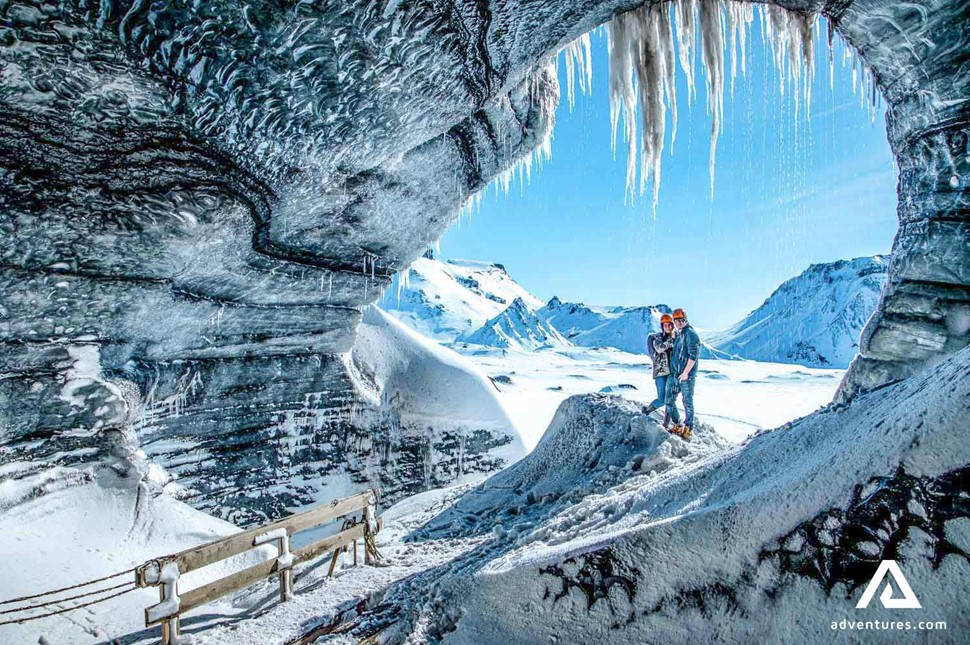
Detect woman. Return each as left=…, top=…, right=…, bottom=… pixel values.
left=645, top=313, right=676, bottom=417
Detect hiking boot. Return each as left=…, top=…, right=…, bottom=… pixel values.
left=681, top=426, right=693, bottom=441
left=668, top=424, right=683, bottom=437
left=643, top=403, right=658, bottom=415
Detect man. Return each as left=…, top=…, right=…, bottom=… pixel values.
left=665, top=308, right=700, bottom=440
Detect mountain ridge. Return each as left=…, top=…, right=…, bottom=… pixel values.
left=709, top=255, right=887, bottom=368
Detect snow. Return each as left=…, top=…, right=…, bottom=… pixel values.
left=378, top=254, right=844, bottom=450
left=184, top=483, right=487, bottom=645
left=709, top=256, right=887, bottom=368
left=253, top=529, right=294, bottom=574
left=378, top=257, right=543, bottom=342
left=457, top=297, right=569, bottom=351
left=538, top=297, right=668, bottom=354
left=253, top=528, right=289, bottom=544
left=453, top=344, right=842, bottom=450
left=399, top=346, right=970, bottom=644
left=83, top=347, right=967, bottom=645
left=0, top=479, right=267, bottom=645
left=416, top=394, right=732, bottom=543
left=350, top=306, right=525, bottom=470
left=145, top=561, right=182, bottom=625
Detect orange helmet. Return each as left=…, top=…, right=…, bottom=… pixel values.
left=660, top=314, right=673, bottom=325
left=672, top=308, right=687, bottom=320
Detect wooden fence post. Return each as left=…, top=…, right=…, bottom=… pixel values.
left=135, top=488, right=381, bottom=637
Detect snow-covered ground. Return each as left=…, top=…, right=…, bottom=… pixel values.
left=456, top=344, right=842, bottom=448
left=0, top=477, right=270, bottom=645
left=132, top=346, right=966, bottom=645
left=404, top=345, right=970, bottom=644
left=350, top=306, right=525, bottom=472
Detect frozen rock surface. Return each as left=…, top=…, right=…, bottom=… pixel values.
left=416, top=393, right=729, bottom=540
left=711, top=256, right=888, bottom=368
left=1, top=0, right=967, bottom=520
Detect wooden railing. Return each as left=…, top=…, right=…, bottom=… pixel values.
left=135, top=489, right=382, bottom=645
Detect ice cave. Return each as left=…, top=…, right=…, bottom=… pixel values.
left=0, top=0, right=967, bottom=643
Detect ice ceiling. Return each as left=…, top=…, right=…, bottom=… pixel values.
left=0, top=0, right=966, bottom=518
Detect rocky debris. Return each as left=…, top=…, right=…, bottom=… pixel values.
left=764, top=466, right=970, bottom=591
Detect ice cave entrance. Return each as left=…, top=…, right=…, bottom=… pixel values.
left=385, top=3, right=899, bottom=447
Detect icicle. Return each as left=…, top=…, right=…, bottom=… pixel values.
left=727, top=1, right=739, bottom=96
left=673, top=0, right=697, bottom=107
left=698, top=0, right=725, bottom=197
left=562, top=33, right=593, bottom=110
left=396, top=267, right=410, bottom=305
left=659, top=3, right=678, bottom=151
left=633, top=4, right=666, bottom=207
left=827, top=16, right=835, bottom=91
left=607, top=10, right=638, bottom=197
left=606, top=3, right=677, bottom=207
left=725, top=1, right=754, bottom=95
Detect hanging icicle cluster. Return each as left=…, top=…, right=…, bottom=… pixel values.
left=562, top=33, right=594, bottom=109
left=468, top=0, right=880, bottom=217
left=607, top=0, right=820, bottom=206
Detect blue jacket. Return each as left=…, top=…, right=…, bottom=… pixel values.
left=671, top=324, right=700, bottom=376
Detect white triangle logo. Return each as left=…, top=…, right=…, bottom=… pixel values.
left=856, top=560, right=922, bottom=609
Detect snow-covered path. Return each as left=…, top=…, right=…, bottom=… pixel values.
left=187, top=484, right=485, bottom=645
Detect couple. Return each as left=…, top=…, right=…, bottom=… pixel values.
left=645, top=308, right=700, bottom=440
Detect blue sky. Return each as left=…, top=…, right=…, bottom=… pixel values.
left=438, top=24, right=898, bottom=331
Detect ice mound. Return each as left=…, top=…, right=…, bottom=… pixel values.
left=415, top=393, right=729, bottom=539
left=350, top=307, right=526, bottom=494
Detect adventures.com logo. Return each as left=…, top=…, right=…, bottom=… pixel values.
left=831, top=560, right=947, bottom=632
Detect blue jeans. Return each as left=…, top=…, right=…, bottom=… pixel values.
left=665, top=374, right=696, bottom=428
left=650, top=375, right=668, bottom=410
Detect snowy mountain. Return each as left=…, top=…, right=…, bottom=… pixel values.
left=378, top=256, right=543, bottom=341
left=381, top=257, right=733, bottom=357
left=710, top=256, right=887, bottom=368
left=457, top=298, right=570, bottom=351
left=538, top=297, right=670, bottom=354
